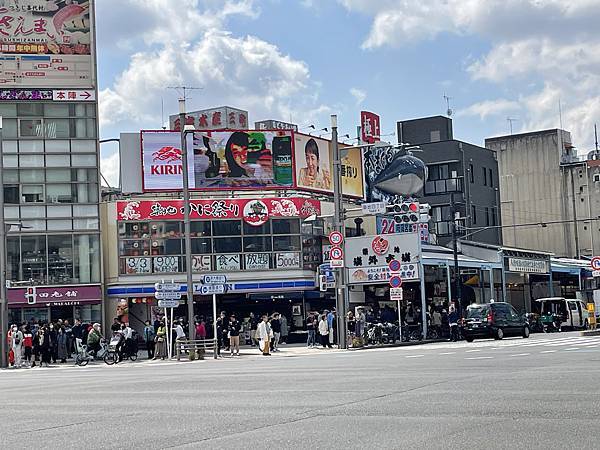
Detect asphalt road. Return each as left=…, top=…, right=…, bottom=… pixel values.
left=2, top=331, right=600, bottom=449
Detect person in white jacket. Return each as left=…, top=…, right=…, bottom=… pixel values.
left=255, top=315, right=273, bottom=356
left=318, top=314, right=332, bottom=348
left=11, top=325, right=24, bottom=368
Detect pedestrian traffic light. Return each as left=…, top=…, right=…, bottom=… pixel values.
left=388, top=202, right=420, bottom=224
left=25, top=286, right=36, bottom=305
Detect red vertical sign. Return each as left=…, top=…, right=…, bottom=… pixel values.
left=360, top=111, right=381, bottom=144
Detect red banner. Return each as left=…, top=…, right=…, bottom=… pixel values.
left=361, top=111, right=381, bottom=144
left=8, top=285, right=101, bottom=307
left=117, top=198, right=321, bottom=226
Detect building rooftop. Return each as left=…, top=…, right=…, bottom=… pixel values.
left=485, top=128, right=568, bottom=142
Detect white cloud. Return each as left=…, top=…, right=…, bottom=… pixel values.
left=100, top=151, right=121, bottom=188
left=458, top=99, right=520, bottom=120
left=349, top=87, right=366, bottom=106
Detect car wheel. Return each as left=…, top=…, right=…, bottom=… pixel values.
left=465, top=336, right=474, bottom=343
left=494, top=328, right=504, bottom=340
left=522, top=326, right=530, bottom=339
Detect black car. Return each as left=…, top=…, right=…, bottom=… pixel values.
left=463, top=302, right=530, bottom=342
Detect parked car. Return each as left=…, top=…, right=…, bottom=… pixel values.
left=463, top=302, right=529, bottom=342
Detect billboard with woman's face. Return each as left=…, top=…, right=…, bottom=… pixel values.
left=294, top=133, right=364, bottom=198
left=141, top=130, right=294, bottom=191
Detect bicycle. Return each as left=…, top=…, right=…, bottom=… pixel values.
left=75, top=338, right=108, bottom=367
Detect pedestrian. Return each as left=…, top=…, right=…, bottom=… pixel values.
left=327, top=309, right=336, bottom=346
left=31, top=327, right=40, bottom=368
left=280, top=314, right=288, bottom=344
left=143, top=320, right=155, bottom=359
left=48, top=323, right=58, bottom=363
left=306, top=313, right=316, bottom=348
left=195, top=318, right=207, bottom=341
left=318, top=314, right=331, bottom=348
left=174, top=320, right=186, bottom=356
left=216, top=312, right=228, bottom=355
left=356, top=308, right=366, bottom=340
left=249, top=312, right=258, bottom=347
left=431, top=308, right=442, bottom=336
left=448, top=303, right=459, bottom=342
left=228, top=315, right=241, bottom=357
left=86, top=323, right=102, bottom=356
left=270, top=313, right=282, bottom=352
left=154, top=321, right=167, bottom=360
left=255, top=315, right=272, bottom=356
left=23, top=325, right=33, bottom=368
left=57, top=326, right=68, bottom=363
left=220, top=312, right=230, bottom=352
left=10, top=325, right=23, bottom=369
left=39, top=327, right=52, bottom=367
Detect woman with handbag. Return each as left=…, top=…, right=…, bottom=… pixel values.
left=154, top=321, right=167, bottom=360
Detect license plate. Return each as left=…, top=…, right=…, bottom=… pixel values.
left=472, top=324, right=479, bottom=328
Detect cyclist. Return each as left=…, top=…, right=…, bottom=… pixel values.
left=86, top=323, right=103, bottom=357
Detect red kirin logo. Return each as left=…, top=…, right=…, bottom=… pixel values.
left=151, top=146, right=183, bottom=175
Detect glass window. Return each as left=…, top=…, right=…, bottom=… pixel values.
left=213, top=237, right=241, bottom=253
left=44, top=103, right=70, bottom=117
left=46, top=168, right=71, bottom=182
left=2, top=119, right=18, bottom=138
left=20, top=169, right=44, bottom=183
left=72, top=168, right=97, bottom=182
left=191, top=238, right=212, bottom=254
left=471, top=206, right=477, bottom=224
left=119, top=222, right=150, bottom=238
left=86, top=104, right=96, bottom=117
left=489, top=168, right=493, bottom=188
left=45, top=140, right=70, bottom=153
left=0, top=103, right=17, bottom=116
left=4, top=205, right=19, bottom=219
left=71, top=154, right=96, bottom=167
left=469, top=164, right=474, bottom=183
left=3, top=169, right=18, bottom=183
left=151, top=221, right=181, bottom=238
left=436, top=222, right=449, bottom=235
left=19, top=140, right=44, bottom=153
left=46, top=205, right=72, bottom=217
left=3, top=140, right=18, bottom=153
left=151, top=238, right=182, bottom=255
left=3, top=185, right=19, bottom=204
left=74, top=104, right=87, bottom=117
left=485, top=207, right=490, bottom=226
left=47, top=220, right=73, bottom=231
left=73, top=119, right=96, bottom=138
left=21, top=235, right=47, bottom=282
left=46, top=184, right=73, bottom=203
left=71, top=140, right=96, bottom=153
left=74, top=234, right=100, bottom=283
left=6, top=236, right=20, bottom=281
left=73, top=205, right=98, bottom=217
left=272, top=219, right=300, bottom=235
left=213, top=220, right=241, bottom=236
left=47, top=235, right=73, bottom=284
left=273, top=235, right=301, bottom=251
left=243, top=221, right=270, bottom=235
left=482, top=167, right=487, bottom=186
left=19, top=154, right=45, bottom=167
left=153, top=256, right=180, bottom=273
left=73, top=218, right=99, bottom=230
left=44, top=118, right=70, bottom=138
left=22, top=184, right=44, bottom=203
left=190, top=221, right=211, bottom=237
left=20, top=119, right=43, bottom=137
left=73, top=183, right=98, bottom=203
left=119, top=240, right=151, bottom=257
left=17, top=103, right=43, bottom=116
left=20, top=205, right=45, bottom=218
left=3, top=154, right=18, bottom=167
left=75, top=304, right=101, bottom=323
left=21, top=219, right=46, bottom=231
left=46, top=154, right=71, bottom=167
left=243, top=236, right=272, bottom=252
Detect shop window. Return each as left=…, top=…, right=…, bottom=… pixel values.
left=191, top=238, right=212, bottom=254
left=119, top=240, right=151, bottom=257
left=151, top=221, right=182, bottom=238
left=150, top=238, right=182, bottom=256
left=75, top=304, right=101, bottom=323
left=272, top=218, right=300, bottom=235
left=48, top=235, right=74, bottom=284
left=119, top=222, right=150, bottom=239
left=213, top=237, right=242, bottom=253
left=243, top=221, right=271, bottom=235
left=153, top=256, right=180, bottom=273
left=273, top=235, right=301, bottom=252
left=23, top=308, right=48, bottom=324
left=21, top=235, right=47, bottom=283
left=244, top=236, right=272, bottom=252
left=213, top=220, right=241, bottom=236
left=190, top=221, right=211, bottom=237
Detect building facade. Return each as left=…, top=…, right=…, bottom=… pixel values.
left=1, top=1, right=102, bottom=325
left=397, top=116, right=501, bottom=246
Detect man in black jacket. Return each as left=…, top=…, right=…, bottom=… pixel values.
left=270, top=313, right=281, bottom=352
left=228, top=315, right=241, bottom=357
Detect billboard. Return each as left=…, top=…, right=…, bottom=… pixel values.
left=361, top=111, right=380, bottom=144
left=294, top=133, right=364, bottom=198
left=141, top=130, right=294, bottom=191
left=0, top=0, right=94, bottom=87
left=170, top=106, right=248, bottom=131
left=255, top=119, right=298, bottom=132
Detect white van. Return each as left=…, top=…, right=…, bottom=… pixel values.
left=535, top=297, right=589, bottom=330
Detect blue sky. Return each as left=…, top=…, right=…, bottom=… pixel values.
left=96, top=0, right=600, bottom=186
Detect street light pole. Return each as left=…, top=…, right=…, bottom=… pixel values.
left=331, top=115, right=347, bottom=349
left=179, top=99, right=195, bottom=340
left=451, top=193, right=462, bottom=314
left=0, top=116, right=8, bottom=368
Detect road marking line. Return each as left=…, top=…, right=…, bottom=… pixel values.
left=540, top=350, right=556, bottom=354
left=510, top=353, right=530, bottom=357
left=465, top=356, right=493, bottom=360
left=405, top=355, right=425, bottom=358
left=438, top=352, right=456, bottom=355
left=564, top=348, right=580, bottom=351
left=465, top=349, right=481, bottom=353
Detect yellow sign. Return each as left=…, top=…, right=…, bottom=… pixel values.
left=588, top=303, right=597, bottom=328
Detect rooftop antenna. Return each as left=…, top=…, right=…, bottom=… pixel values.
left=507, top=117, right=518, bottom=135
left=558, top=98, right=564, bottom=130
left=443, top=94, right=453, bottom=117
left=161, top=96, right=166, bottom=130
left=166, top=86, right=203, bottom=110
left=595, top=123, right=599, bottom=152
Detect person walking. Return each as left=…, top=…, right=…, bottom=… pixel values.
left=318, top=314, right=331, bottom=348
left=228, top=315, right=241, bottom=357
left=280, top=314, right=288, bottom=344
left=448, top=303, right=459, bottom=342
left=306, top=313, right=316, bottom=348
left=255, top=315, right=272, bottom=356
left=143, top=320, right=155, bottom=360
left=271, top=313, right=281, bottom=352
left=154, top=321, right=167, bottom=360
left=10, top=325, right=23, bottom=369
left=57, top=327, right=69, bottom=363
left=23, top=325, right=33, bottom=368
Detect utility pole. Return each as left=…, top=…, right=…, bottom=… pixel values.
left=451, top=193, right=462, bottom=314
left=179, top=99, right=195, bottom=340
left=331, top=115, right=347, bottom=349
left=0, top=117, right=7, bottom=368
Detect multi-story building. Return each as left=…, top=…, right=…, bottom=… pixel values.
left=397, top=116, right=501, bottom=246
left=1, top=1, right=102, bottom=325
left=486, top=129, right=596, bottom=258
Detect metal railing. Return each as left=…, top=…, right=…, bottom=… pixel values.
left=175, top=338, right=217, bottom=361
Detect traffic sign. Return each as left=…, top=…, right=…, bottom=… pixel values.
left=361, top=201, right=386, bottom=215
left=389, top=275, right=402, bottom=288
left=330, top=246, right=343, bottom=260
left=328, top=231, right=344, bottom=246
left=155, top=291, right=182, bottom=300
left=388, top=260, right=401, bottom=273
left=158, top=299, right=180, bottom=308
left=154, top=282, right=180, bottom=292
left=390, top=287, right=403, bottom=301
left=591, top=257, right=600, bottom=271
left=330, top=258, right=344, bottom=268
left=199, top=284, right=226, bottom=295
left=203, top=275, right=227, bottom=284
left=593, top=270, right=600, bottom=278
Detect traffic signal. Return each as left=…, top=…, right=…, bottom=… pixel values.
left=25, top=286, right=37, bottom=305
left=388, top=202, right=420, bottom=224
left=419, top=203, right=431, bottom=223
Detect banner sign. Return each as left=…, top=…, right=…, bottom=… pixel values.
left=0, top=1, right=94, bottom=87
left=255, top=119, right=298, bottom=131
left=360, top=111, right=380, bottom=144
left=294, top=133, right=364, bottom=198
left=8, top=285, right=101, bottom=306
left=170, top=107, right=248, bottom=131
left=141, top=130, right=293, bottom=191
left=117, top=198, right=320, bottom=227
left=507, top=258, right=549, bottom=274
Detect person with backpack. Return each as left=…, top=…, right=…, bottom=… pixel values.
left=143, top=320, right=155, bottom=359
left=11, top=325, right=24, bottom=369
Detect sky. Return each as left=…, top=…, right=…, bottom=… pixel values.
left=96, top=0, right=600, bottom=187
